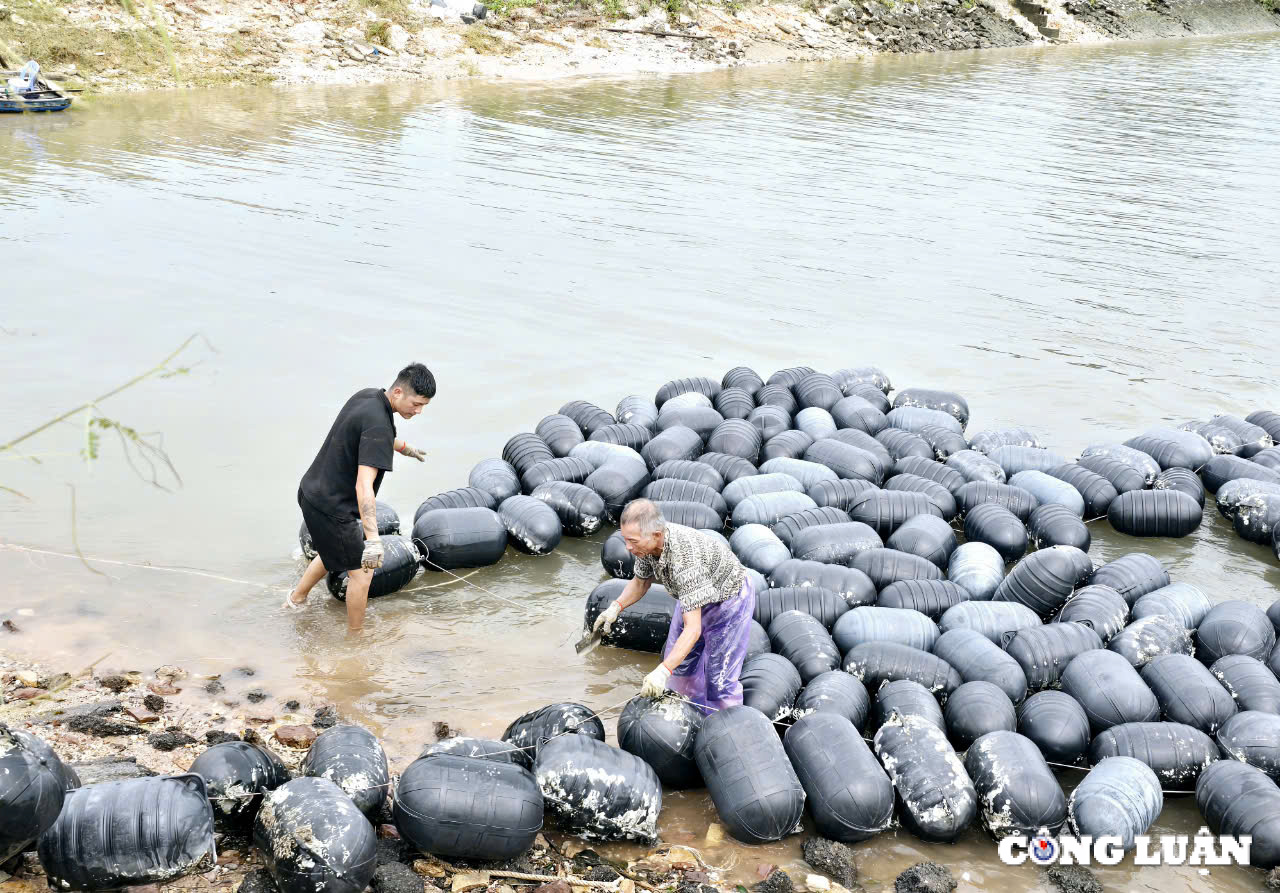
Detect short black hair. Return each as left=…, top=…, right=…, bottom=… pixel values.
left=392, top=363, right=436, bottom=398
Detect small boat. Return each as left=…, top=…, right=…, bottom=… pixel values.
left=0, top=83, right=72, bottom=112
left=1, top=60, right=72, bottom=113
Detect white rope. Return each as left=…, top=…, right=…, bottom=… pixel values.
left=418, top=544, right=564, bottom=618
left=217, top=695, right=637, bottom=801
left=0, top=544, right=500, bottom=595
left=417, top=569, right=482, bottom=590
left=1043, top=759, right=1193, bottom=795
left=0, top=543, right=264, bottom=587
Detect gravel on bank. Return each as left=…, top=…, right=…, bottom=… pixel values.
left=0, top=0, right=1275, bottom=95
left=0, top=652, right=846, bottom=893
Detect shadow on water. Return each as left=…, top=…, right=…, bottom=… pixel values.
left=2, top=31, right=1280, bottom=892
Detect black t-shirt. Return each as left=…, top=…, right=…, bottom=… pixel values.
left=299, top=388, right=396, bottom=519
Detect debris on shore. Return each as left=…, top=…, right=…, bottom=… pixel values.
left=0, top=653, right=806, bottom=893
left=0, top=0, right=1275, bottom=95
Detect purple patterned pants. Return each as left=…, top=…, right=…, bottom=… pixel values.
left=662, top=576, right=757, bottom=712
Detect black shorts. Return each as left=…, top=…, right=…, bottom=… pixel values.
left=299, top=489, right=365, bottom=573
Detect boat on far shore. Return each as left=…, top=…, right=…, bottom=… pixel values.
left=1, top=58, right=73, bottom=112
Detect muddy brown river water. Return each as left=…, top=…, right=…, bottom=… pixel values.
left=4, top=31, right=1280, bottom=892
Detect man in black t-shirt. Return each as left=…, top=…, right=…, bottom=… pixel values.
left=286, top=362, right=435, bottom=630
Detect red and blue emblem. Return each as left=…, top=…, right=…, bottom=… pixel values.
left=1030, top=836, right=1057, bottom=864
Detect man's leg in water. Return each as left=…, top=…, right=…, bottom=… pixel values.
left=288, top=555, right=328, bottom=606
left=345, top=567, right=373, bottom=631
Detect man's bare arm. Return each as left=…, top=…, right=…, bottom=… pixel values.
left=356, top=464, right=380, bottom=539
left=615, top=575, right=653, bottom=610
left=662, top=607, right=702, bottom=672
left=396, top=438, right=426, bottom=461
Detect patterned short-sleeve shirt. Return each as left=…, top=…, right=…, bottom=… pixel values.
left=633, top=522, right=746, bottom=611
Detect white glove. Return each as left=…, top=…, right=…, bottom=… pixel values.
left=361, top=538, right=384, bottom=570
left=398, top=442, right=426, bottom=462
left=640, top=664, right=671, bottom=698
left=593, top=600, right=623, bottom=635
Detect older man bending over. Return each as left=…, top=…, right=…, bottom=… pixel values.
left=593, top=498, right=757, bottom=710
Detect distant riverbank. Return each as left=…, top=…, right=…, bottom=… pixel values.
left=1, top=0, right=1276, bottom=93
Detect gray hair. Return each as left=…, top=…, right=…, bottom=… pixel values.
left=620, top=498, right=664, bottom=534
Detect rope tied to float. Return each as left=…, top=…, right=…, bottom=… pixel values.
left=1, top=542, right=268, bottom=587
left=0, top=543, right=477, bottom=591
left=659, top=693, right=1202, bottom=797
left=208, top=695, right=638, bottom=808
left=416, top=544, right=564, bottom=618
left=1042, top=758, right=1194, bottom=795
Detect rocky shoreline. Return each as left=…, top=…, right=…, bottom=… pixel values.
left=0, top=0, right=1276, bottom=95
left=0, top=650, right=1116, bottom=893
left=0, top=651, right=881, bottom=893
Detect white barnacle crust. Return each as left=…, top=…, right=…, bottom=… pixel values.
left=321, top=766, right=375, bottom=799
left=257, top=787, right=301, bottom=861
left=258, top=784, right=365, bottom=881
left=535, top=758, right=659, bottom=842
left=874, top=713, right=973, bottom=834
left=651, top=698, right=694, bottom=728
left=972, top=736, right=1015, bottom=833
left=214, top=781, right=253, bottom=815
